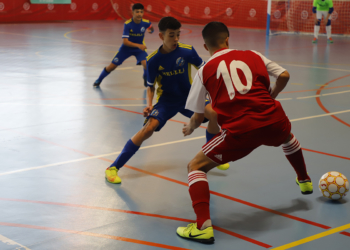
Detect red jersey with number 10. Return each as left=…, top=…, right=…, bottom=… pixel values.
left=186, top=48, right=288, bottom=135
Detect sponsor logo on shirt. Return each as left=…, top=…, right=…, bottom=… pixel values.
left=161, top=68, right=184, bottom=76
left=129, top=33, right=144, bottom=36
left=141, top=27, right=145, bottom=32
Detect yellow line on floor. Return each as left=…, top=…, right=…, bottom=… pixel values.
left=63, top=28, right=116, bottom=47
left=0, top=234, right=31, bottom=250
left=270, top=223, right=350, bottom=250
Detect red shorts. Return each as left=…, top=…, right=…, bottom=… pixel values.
left=202, top=117, right=291, bottom=164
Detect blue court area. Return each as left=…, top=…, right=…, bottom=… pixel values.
left=0, top=20, right=350, bottom=250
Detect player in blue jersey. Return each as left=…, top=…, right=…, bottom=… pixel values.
left=93, top=3, right=154, bottom=88
left=105, top=17, right=230, bottom=184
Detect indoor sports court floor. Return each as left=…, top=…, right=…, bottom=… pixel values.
left=0, top=20, right=350, bottom=250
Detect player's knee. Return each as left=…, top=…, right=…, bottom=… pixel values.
left=316, top=20, right=321, bottom=26
left=187, top=159, right=203, bottom=173
left=283, top=133, right=293, bottom=144
left=141, top=125, right=155, bottom=139
left=326, top=19, right=331, bottom=26
left=106, top=64, right=117, bottom=72
left=187, top=162, right=197, bottom=173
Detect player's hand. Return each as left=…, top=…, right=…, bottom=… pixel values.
left=148, top=28, right=154, bottom=34
left=183, top=123, right=194, bottom=136
left=270, top=91, right=278, bottom=99
left=314, top=18, right=319, bottom=25
left=324, top=19, right=328, bottom=25
left=143, top=106, right=153, bottom=117
left=139, top=44, right=147, bottom=51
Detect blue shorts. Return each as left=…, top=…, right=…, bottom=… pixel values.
left=143, top=100, right=210, bottom=132
left=112, top=48, right=148, bottom=66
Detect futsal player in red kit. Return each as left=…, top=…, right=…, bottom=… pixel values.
left=176, top=22, right=314, bottom=244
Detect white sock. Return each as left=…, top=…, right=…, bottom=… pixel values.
left=326, top=25, right=332, bottom=39
left=314, top=25, right=320, bottom=39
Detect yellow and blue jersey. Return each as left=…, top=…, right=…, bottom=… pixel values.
left=146, top=43, right=205, bottom=103
left=120, top=18, right=152, bottom=51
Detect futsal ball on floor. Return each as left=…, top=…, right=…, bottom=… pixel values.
left=319, top=172, right=349, bottom=200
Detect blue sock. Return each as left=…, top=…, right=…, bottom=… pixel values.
left=96, top=67, right=110, bottom=83
left=206, top=130, right=215, bottom=143
left=110, top=139, right=140, bottom=170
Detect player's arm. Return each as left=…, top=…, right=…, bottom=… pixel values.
left=123, top=38, right=147, bottom=51
left=252, top=50, right=289, bottom=99
left=189, top=46, right=205, bottom=70
left=183, top=70, right=207, bottom=136
left=144, top=85, right=155, bottom=117
left=148, top=24, right=154, bottom=34
left=121, top=23, right=147, bottom=51
left=325, top=1, right=334, bottom=25
left=143, top=59, right=157, bottom=117
left=271, top=70, right=290, bottom=99
left=313, top=0, right=318, bottom=24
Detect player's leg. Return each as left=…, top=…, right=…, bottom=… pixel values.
left=326, top=18, right=333, bottom=43
left=313, top=11, right=321, bottom=43
left=140, top=60, right=148, bottom=87
left=282, top=133, right=313, bottom=194
left=106, top=102, right=177, bottom=183
left=176, top=151, right=218, bottom=244
left=106, top=118, right=159, bottom=184
left=135, top=50, right=149, bottom=87
left=262, top=118, right=313, bottom=194
left=93, top=51, right=127, bottom=87
left=177, top=130, right=257, bottom=243
left=204, top=103, right=229, bottom=170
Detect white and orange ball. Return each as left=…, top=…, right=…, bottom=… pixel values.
left=319, top=171, right=349, bottom=200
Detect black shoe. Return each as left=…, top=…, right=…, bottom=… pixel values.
left=93, top=80, right=101, bottom=88
left=143, top=75, right=147, bottom=87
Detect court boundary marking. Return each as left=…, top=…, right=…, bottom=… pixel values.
left=315, top=74, right=350, bottom=128
left=0, top=198, right=272, bottom=248
left=0, top=87, right=349, bottom=107
left=1, top=127, right=348, bottom=231
left=0, top=222, right=189, bottom=250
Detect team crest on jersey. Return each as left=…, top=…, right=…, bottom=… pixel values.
left=141, top=27, right=145, bottom=32
left=176, top=57, right=185, bottom=67
left=150, top=109, right=159, bottom=116
left=113, top=57, right=119, bottom=63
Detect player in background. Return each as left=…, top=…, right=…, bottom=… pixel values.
left=93, top=3, right=154, bottom=88
left=104, top=17, right=230, bottom=184
left=176, top=22, right=313, bottom=244
left=312, top=0, right=334, bottom=44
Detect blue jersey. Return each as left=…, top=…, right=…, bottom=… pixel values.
left=120, top=18, right=152, bottom=51
left=146, top=43, right=204, bottom=104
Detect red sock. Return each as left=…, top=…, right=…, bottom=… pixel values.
left=188, top=170, right=210, bottom=229
left=282, top=134, right=310, bottom=181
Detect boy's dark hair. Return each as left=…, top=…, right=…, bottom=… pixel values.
left=132, top=3, right=144, bottom=11
left=202, top=22, right=229, bottom=48
left=158, top=17, right=181, bottom=33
